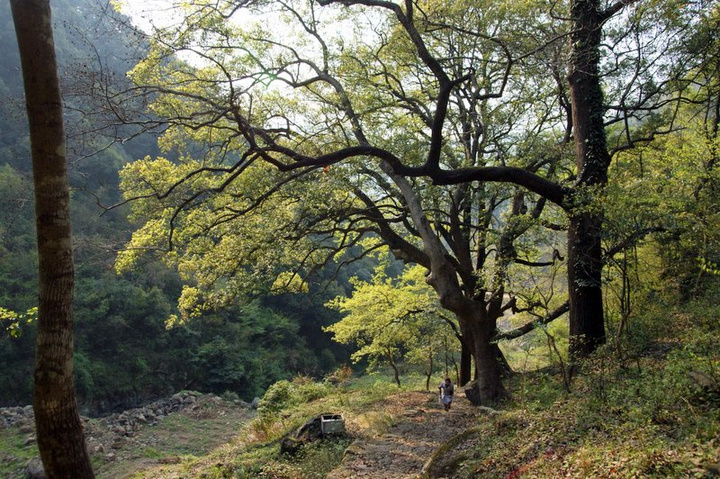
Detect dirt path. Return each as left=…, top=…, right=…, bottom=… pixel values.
left=327, top=390, right=477, bottom=479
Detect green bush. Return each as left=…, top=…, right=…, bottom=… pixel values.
left=258, top=380, right=295, bottom=418
left=257, top=377, right=333, bottom=420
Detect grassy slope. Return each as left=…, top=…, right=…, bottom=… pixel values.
left=138, top=301, right=718, bottom=479
left=1, top=303, right=718, bottom=478
left=125, top=375, right=406, bottom=478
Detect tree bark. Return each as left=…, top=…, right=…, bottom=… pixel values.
left=10, top=1, right=95, bottom=477
left=387, top=348, right=401, bottom=387
left=459, top=340, right=472, bottom=386
left=425, top=349, right=433, bottom=390
left=566, top=0, right=610, bottom=360
left=463, top=310, right=507, bottom=403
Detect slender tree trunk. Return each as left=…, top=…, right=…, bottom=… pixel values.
left=10, top=1, right=95, bottom=477
left=567, top=0, right=609, bottom=360
left=386, top=348, right=401, bottom=387
left=425, top=349, right=433, bottom=390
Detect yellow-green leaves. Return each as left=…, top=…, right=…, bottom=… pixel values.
left=325, top=263, right=455, bottom=370
left=1, top=306, right=37, bottom=338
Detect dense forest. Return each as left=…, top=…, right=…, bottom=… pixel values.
left=0, top=0, right=357, bottom=415
left=2, top=0, right=720, bottom=476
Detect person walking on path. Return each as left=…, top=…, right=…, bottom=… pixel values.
left=438, top=377, right=454, bottom=411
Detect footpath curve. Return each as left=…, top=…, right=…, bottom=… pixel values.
left=327, top=390, right=477, bottom=478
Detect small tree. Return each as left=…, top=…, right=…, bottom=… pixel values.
left=326, top=263, right=456, bottom=386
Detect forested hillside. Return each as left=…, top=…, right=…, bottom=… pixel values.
left=0, top=0, right=353, bottom=415
left=2, top=0, right=719, bottom=476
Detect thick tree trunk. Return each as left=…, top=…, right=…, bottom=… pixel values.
left=567, top=213, right=606, bottom=358
left=380, top=164, right=507, bottom=402
left=567, top=0, right=610, bottom=360
left=10, top=1, right=95, bottom=477
left=492, top=343, right=513, bottom=377
left=463, top=311, right=507, bottom=403
left=459, top=340, right=472, bottom=386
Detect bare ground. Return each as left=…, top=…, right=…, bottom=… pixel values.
left=326, top=390, right=477, bottom=479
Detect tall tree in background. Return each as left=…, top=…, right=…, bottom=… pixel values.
left=9, top=0, right=95, bottom=476
left=563, top=0, right=615, bottom=359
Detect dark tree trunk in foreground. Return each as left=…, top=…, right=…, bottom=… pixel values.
left=566, top=0, right=610, bottom=360
left=10, top=0, right=95, bottom=476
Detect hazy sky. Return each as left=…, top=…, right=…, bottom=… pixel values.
left=115, top=0, right=180, bottom=32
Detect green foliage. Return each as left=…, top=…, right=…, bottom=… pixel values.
left=116, top=153, right=363, bottom=319
left=0, top=0, right=357, bottom=415
left=434, top=307, right=719, bottom=478
left=257, top=377, right=333, bottom=422
left=326, top=262, right=459, bottom=382
left=605, top=82, right=720, bottom=302
left=0, top=306, right=36, bottom=339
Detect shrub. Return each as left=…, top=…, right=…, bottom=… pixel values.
left=257, top=377, right=333, bottom=423
left=258, top=380, right=294, bottom=418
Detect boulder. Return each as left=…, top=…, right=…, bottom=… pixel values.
left=280, top=413, right=346, bottom=455
left=25, top=457, right=45, bottom=479
left=464, top=381, right=481, bottom=406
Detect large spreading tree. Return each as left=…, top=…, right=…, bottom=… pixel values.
left=116, top=0, right=577, bottom=402
left=112, top=0, right=706, bottom=401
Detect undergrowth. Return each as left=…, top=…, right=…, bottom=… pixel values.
left=3, top=302, right=718, bottom=478
left=437, top=300, right=720, bottom=478
left=129, top=373, right=418, bottom=478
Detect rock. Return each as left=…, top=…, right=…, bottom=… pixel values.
left=280, top=413, right=347, bottom=455
left=25, top=457, right=45, bottom=479
left=477, top=406, right=500, bottom=416
left=464, top=381, right=481, bottom=406
left=282, top=416, right=322, bottom=454
left=280, top=436, right=304, bottom=455
left=24, top=435, right=36, bottom=446
left=250, top=397, right=261, bottom=409
left=0, top=406, right=35, bottom=428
